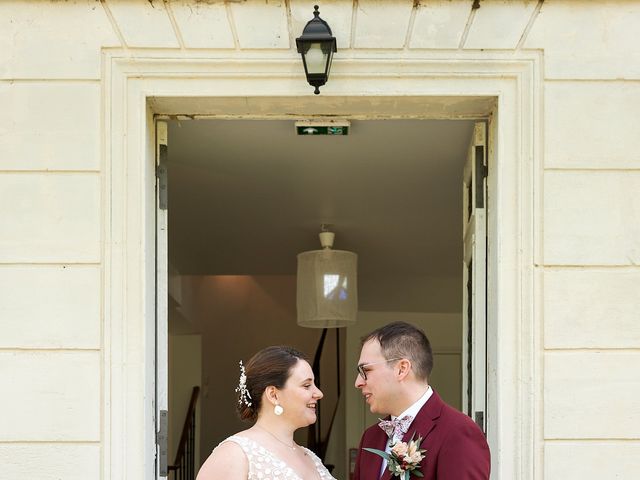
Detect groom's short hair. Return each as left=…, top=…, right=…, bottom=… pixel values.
left=362, top=321, right=433, bottom=381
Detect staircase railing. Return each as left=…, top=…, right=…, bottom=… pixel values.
left=307, top=328, right=340, bottom=472
left=169, top=386, right=200, bottom=480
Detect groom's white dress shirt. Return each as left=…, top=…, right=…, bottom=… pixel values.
left=379, top=386, right=433, bottom=477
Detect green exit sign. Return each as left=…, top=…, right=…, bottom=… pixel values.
left=295, top=120, right=350, bottom=136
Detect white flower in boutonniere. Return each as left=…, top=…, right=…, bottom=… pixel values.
left=364, top=433, right=427, bottom=480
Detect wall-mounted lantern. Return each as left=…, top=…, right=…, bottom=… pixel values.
left=296, top=5, right=337, bottom=95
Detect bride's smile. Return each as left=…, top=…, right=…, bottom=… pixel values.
left=196, top=346, right=335, bottom=480
left=276, top=359, right=323, bottom=428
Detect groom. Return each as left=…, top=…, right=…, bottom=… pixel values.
left=353, top=322, right=490, bottom=479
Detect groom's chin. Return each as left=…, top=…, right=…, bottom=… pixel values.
left=367, top=404, right=387, bottom=416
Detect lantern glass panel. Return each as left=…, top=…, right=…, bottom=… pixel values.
left=305, top=43, right=328, bottom=74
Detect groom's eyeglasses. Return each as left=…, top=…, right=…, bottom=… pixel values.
left=356, top=358, right=402, bottom=381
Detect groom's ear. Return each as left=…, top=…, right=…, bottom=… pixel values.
left=396, top=359, right=412, bottom=381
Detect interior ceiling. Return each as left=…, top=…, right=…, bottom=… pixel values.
left=167, top=118, right=475, bottom=277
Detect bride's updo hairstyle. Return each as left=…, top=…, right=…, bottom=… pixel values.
left=237, top=345, right=308, bottom=421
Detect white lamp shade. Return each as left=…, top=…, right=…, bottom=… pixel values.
left=296, top=249, right=357, bottom=328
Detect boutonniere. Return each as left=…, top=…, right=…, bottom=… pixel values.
left=364, top=433, right=427, bottom=480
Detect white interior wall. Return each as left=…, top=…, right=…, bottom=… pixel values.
left=185, top=276, right=321, bottom=460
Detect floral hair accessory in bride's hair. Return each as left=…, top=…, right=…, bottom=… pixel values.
left=235, top=360, right=252, bottom=407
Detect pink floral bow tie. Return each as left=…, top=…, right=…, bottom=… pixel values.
left=378, top=415, right=413, bottom=439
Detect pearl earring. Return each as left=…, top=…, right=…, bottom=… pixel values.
left=274, top=404, right=284, bottom=416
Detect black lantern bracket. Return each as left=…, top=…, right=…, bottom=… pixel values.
left=296, top=5, right=337, bottom=95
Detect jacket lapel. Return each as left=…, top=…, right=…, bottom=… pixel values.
left=404, top=390, right=444, bottom=442
left=380, top=391, right=445, bottom=480
left=364, top=422, right=389, bottom=479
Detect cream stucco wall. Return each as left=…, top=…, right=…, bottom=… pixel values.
left=1, top=1, right=639, bottom=479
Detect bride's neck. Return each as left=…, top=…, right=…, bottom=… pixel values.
left=255, top=417, right=295, bottom=441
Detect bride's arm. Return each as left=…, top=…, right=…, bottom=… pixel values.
left=196, top=441, right=249, bottom=480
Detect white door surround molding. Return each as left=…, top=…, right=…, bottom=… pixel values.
left=102, top=50, right=542, bottom=479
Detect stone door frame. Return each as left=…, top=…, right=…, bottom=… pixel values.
left=103, top=50, right=542, bottom=479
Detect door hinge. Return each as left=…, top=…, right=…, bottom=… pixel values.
left=156, top=159, right=168, bottom=211
left=474, top=410, right=485, bottom=435
left=474, top=146, right=487, bottom=208
left=156, top=121, right=168, bottom=211
left=156, top=409, right=168, bottom=476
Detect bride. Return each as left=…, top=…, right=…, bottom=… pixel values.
left=196, top=346, right=337, bottom=480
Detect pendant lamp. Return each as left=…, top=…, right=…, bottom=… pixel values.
left=297, top=229, right=357, bottom=328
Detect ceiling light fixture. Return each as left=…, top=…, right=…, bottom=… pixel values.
left=296, top=226, right=357, bottom=328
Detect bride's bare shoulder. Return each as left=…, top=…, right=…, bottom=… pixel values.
left=195, top=439, right=248, bottom=480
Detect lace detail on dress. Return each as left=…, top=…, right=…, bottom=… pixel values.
left=220, top=435, right=337, bottom=480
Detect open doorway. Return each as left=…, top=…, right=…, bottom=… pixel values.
left=162, top=117, right=484, bottom=479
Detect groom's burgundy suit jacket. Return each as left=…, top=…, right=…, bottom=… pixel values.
left=353, top=391, right=490, bottom=480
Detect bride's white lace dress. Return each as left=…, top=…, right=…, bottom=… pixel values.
left=219, top=435, right=337, bottom=480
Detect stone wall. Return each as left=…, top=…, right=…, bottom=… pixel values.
left=1, top=1, right=639, bottom=478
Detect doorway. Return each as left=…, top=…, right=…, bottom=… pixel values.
left=106, top=52, right=539, bottom=480
left=160, top=117, right=486, bottom=479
